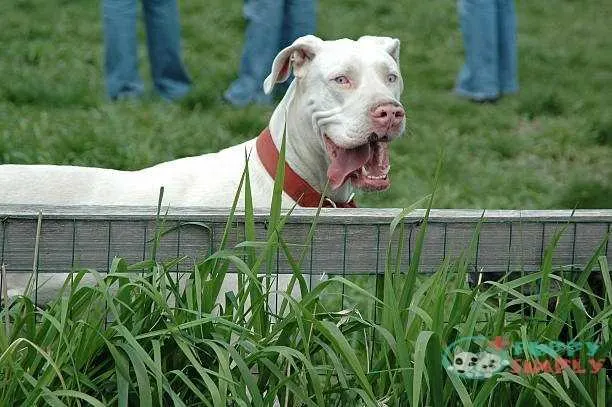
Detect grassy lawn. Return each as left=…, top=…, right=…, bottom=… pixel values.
left=1, top=196, right=610, bottom=405
left=1, top=0, right=610, bottom=209
left=1, top=2, right=611, bottom=404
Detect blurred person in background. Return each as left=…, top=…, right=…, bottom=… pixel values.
left=455, top=0, right=518, bottom=103
left=103, top=0, right=192, bottom=101
left=224, top=0, right=317, bottom=107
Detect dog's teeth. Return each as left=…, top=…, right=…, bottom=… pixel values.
left=361, top=167, right=389, bottom=181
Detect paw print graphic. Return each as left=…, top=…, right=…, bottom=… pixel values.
left=447, top=350, right=510, bottom=379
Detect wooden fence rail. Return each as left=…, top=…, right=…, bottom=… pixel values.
left=1, top=206, right=610, bottom=281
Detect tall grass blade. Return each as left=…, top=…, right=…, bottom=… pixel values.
left=118, top=342, right=152, bottom=407
left=316, top=320, right=377, bottom=404
left=52, top=390, right=107, bottom=407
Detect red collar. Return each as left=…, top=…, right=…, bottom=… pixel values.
left=256, top=128, right=357, bottom=208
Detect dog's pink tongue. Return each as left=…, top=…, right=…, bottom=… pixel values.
left=327, top=143, right=372, bottom=189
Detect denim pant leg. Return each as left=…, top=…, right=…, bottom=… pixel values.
left=103, top=0, right=144, bottom=99
left=224, top=0, right=285, bottom=106
left=142, top=0, right=192, bottom=100
left=280, top=0, right=316, bottom=49
left=275, top=0, right=317, bottom=96
left=497, top=0, right=518, bottom=94
left=455, top=0, right=500, bottom=100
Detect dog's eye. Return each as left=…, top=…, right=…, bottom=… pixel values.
left=387, top=73, right=398, bottom=83
left=333, top=75, right=350, bottom=85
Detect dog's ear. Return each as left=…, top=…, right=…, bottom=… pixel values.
left=358, top=36, right=401, bottom=63
left=263, top=35, right=323, bottom=94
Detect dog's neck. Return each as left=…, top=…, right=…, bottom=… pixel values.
left=268, top=81, right=354, bottom=204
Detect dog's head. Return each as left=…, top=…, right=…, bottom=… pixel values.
left=264, top=35, right=406, bottom=192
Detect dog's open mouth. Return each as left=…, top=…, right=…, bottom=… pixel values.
left=324, top=135, right=390, bottom=191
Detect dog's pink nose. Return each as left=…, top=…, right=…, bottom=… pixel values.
left=370, top=103, right=405, bottom=131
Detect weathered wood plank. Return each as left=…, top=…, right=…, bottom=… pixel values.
left=344, top=224, right=382, bottom=275
left=1, top=205, right=611, bottom=223
left=4, top=219, right=37, bottom=273
left=0, top=220, right=5, bottom=268
left=0, top=206, right=609, bottom=279
left=74, top=220, right=111, bottom=271
left=476, top=222, right=511, bottom=272
left=109, top=220, right=146, bottom=269
left=574, top=223, right=610, bottom=266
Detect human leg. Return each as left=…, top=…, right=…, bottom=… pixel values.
left=455, top=0, right=501, bottom=101
left=497, top=0, right=518, bottom=95
left=275, top=0, right=317, bottom=97
left=142, top=0, right=192, bottom=100
left=103, top=0, right=144, bottom=100
left=281, top=0, right=316, bottom=49
left=224, top=0, right=285, bottom=106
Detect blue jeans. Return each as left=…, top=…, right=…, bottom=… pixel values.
left=224, top=0, right=317, bottom=106
left=455, top=0, right=518, bottom=101
left=103, top=0, right=191, bottom=101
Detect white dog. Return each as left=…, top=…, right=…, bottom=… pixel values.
left=0, top=35, right=406, bottom=303
left=0, top=35, right=405, bottom=209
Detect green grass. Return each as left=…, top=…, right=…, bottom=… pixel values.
left=1, top=0, right=611, bottom=209
left=1, top=136, right=610, bottom=406
left=1, top=1, right=611, bottom=405
left=1, top=185, right=610, bottom=406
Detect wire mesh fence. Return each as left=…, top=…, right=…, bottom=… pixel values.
left=1, top=205, right=611, bottom=305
